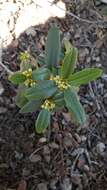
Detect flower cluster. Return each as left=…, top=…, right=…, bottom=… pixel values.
left=41, top=99, right=55, bottom=111
left=22, top=68, right=32, bottom=78
left=19, top=52, right=30, bottom=62
left=24, top=79, right=36, bottom=87
left=50, top=75, right=70, bottom=91
left=22, top=68, right=36, bottom=87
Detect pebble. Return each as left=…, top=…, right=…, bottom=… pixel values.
left=83, top=165, right=90, bottom=172
left=81, top=135, right=87, bottom=142
left=103, top=93, right=107, bottom=105
left=39, top=137, right=47, bottom=143
left=0, top=82, right=4, bottom=96
left=0, top=107, right=7, bottom=114
left=37, top=183, right=47, bottom=190
left=49, top=142, right=59, bottom=149
left=96, top=142, right=106, bottom=155
left=63, top=135, right=72, bottom=147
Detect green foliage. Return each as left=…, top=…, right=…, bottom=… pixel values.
left=32, top=68, right=50, bottom=81
left=35, top=109, right=50, bottom=134
left=45, top=25, right=61, bottom=70
left=16, top=85, right=28, bottom=108
left=9, top=72, right=26, bottom=85
left=68, top=68, right=102, bottom=86
left=25, top=80, right=57, bottom=100
left=60, top=47, right=78, bottom=79
left=9, top=25, right=102, bottom=134
left=64, top=88, right=86, bottom=125
left=20, top=100, right=42, bottom=113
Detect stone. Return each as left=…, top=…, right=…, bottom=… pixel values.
left=37, top=183, right=47, bottom=190
left=96, top=142, right=106, bottom=155
left=0, top=82, right=4, bottom=95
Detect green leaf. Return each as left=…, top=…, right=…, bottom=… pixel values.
left=25, top=80, right=57, bottom=100
left=35, top=109, right=51, bottom=133
left=63, top=38, right=72, bottom=53
left=32, top=68, right=50, bottom=81
left=9, top=72, right=26, bottom=85
left=68, top=68, right=102, bottom=86
left=20, top=100, right=42, bottom=113
left=45, top=25, right=61, bottom=70
left=16, top=85, right=28, bottom=108
left=60, top=48, right=78, bottom=79
left=37, top=54, right=46, bottom=66
left=64, top=88, right=86, bottom=125
left=53, top=91, right=65, bottom=109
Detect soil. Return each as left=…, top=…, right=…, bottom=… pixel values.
left=0, top=1, right=107, bottom=190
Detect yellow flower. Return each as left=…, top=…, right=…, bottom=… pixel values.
left=22, top=68, right=36, bottom=87
left=19, top=52, right=30, bottom=62
left=24, top=79, right=36, bottom=87
left=41, top=99, right=55, bottom=111
left=22, top=68, right=32, bottom=78
left=50, top=75, right=70, bottom=91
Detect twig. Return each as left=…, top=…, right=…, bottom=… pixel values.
left=71, top=150, right=84, bottom=173
left=0, top=40, right=13, bottom=74
left=89, top=82, right=101, bottom=111
left=0, top=62, right=13, bottom=74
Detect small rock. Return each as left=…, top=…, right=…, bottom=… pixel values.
left=63, top=132, right=73, bottom=147
left=49, top=142, right=59, bottom=149
left=0, top=82, right=4, bottom=95
left=83, top=165, right=90, bottom=172
left=103, top=93, right=107, bottom=105
left=39, top=137, right=47, bottom=143
left=79, top=48, right=89, bottom=62
left=66, top=159, right=72, bottom=166
left=81, top=135, right=87, bottom=142
left=96, top=142, right=106, bottom=155
left=29, top=154, right=41, bottom=163
left=37, top=183, right=47, bottom=190
left=0, top=107, right=7, bottom=114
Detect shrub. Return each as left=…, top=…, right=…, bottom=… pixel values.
left=9, top=25, right=102, bottom=133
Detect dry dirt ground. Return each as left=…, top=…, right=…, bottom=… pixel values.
left=0, top=0, right=107, bottom=190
